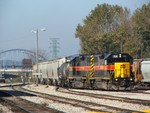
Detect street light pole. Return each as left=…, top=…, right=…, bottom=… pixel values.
left=36, top=29, right=39, bottom=74
left=31, top=28, right=46, bottom=86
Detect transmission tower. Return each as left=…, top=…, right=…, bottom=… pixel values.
left=49, top=38, right=60, bottom=59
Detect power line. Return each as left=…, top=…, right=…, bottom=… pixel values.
left=49, top=38, right=60, bottom=59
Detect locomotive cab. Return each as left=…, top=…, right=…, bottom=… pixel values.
left=104, top=53, right=134, bottom=88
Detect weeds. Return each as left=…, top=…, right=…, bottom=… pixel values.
left=0, top=108, right=3, bottom=113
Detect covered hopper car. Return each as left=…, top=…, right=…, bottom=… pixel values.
left=140, top=59, right=150, bottom=87
left=132, top=59, right=150, bottom=88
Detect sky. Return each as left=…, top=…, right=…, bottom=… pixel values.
left=0, top=0, right=150, bottom=59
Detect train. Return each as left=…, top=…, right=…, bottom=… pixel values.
left=133, top=59, right=150, bottom=88
left=141, top=59, right=150, bottom=87
left=32, top=52, right=135, bottom=90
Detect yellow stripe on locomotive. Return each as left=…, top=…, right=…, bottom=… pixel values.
left=114, top=62, right=130, bottom=78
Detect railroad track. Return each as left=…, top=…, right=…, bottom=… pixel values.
left=18, top=86, right=140, bottom=113
left=0, top=89, right=62, bottom=113
left=13, top=86, right=107, bottom=112
left=56, top=88, right=150, bottom=106
left=130, top=90, right=150, bottom=95
left=0, top=92, right=28, bottom=113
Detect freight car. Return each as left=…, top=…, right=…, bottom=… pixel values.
left=32, top=57, right=71, bottom=85
left=33, top=52, right=135, bottom=90
left=132, top=59, right=150, bottom=88
left=141, top=59, right=150, bottom=87
left=132, top=59, right=143, bottom=83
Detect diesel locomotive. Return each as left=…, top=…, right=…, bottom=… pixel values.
left=33, top=52, right=135, bottom=90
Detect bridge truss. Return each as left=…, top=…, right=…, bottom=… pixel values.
left=0, top=49, right=47, bottom=69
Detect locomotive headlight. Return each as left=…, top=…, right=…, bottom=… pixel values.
left=119, top=54, right=121, bottom=58
left=115, top=78, right=118, bottom=81
left=130, top=78, right=133, bottom=81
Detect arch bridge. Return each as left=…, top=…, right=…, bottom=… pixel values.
left=0, top=49, right=47, bottom=75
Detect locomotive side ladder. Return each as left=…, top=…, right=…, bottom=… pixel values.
left=90, top=55, right=94, bottom=78
left=86, top=55, right=95, bottom=84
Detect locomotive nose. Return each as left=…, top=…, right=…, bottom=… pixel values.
left=114, top=62, right=130, bottom=78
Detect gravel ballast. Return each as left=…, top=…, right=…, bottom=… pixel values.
left=23, top=84, right=150, bottom=112
left=0, top=103, right=13, bottom=113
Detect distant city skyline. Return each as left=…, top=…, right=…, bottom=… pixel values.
left=0, top=0, right=149, bottom=59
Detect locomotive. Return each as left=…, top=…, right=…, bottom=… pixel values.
left=32, top=52, right=135, bottom=90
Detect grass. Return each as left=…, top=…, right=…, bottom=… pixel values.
left=5, top=75, right=32, bottom=83
left=0, top=108, right=3, bottom=113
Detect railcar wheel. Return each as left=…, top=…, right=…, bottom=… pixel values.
left=49, top=79, right=53, bottom=85
left=52, top=79, right=57, bottom=86
left=107, top=82, right=112, bottom=90
left=68, top=79, right=72, bottom=88
left=65, top=80, right=69, bottom=87
left=35, top=78, right=39, bottom=86
left=127, top=85, right=134, bottom=91
left=46, top=79, right=50, bottom=86
left=117, top=85, right=120, bottom=90
left=41, top=78, right=45, bottom=85
left=55, top=80, right=58, bottom=86
left=60, top=80, right=65, bottom=87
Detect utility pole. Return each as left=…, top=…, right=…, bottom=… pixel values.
left=49, top=38, right=59, bottom=59
left=120, top=33, right=123, bottom=53
left=120, top=36, right=123, bottom=53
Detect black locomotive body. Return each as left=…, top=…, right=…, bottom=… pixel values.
left=58, top=52, right=134, bottom=90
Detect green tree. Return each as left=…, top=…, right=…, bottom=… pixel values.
left=132, top=3, right=150, bottom=58
left=75, top=4, right=131, bottom=55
